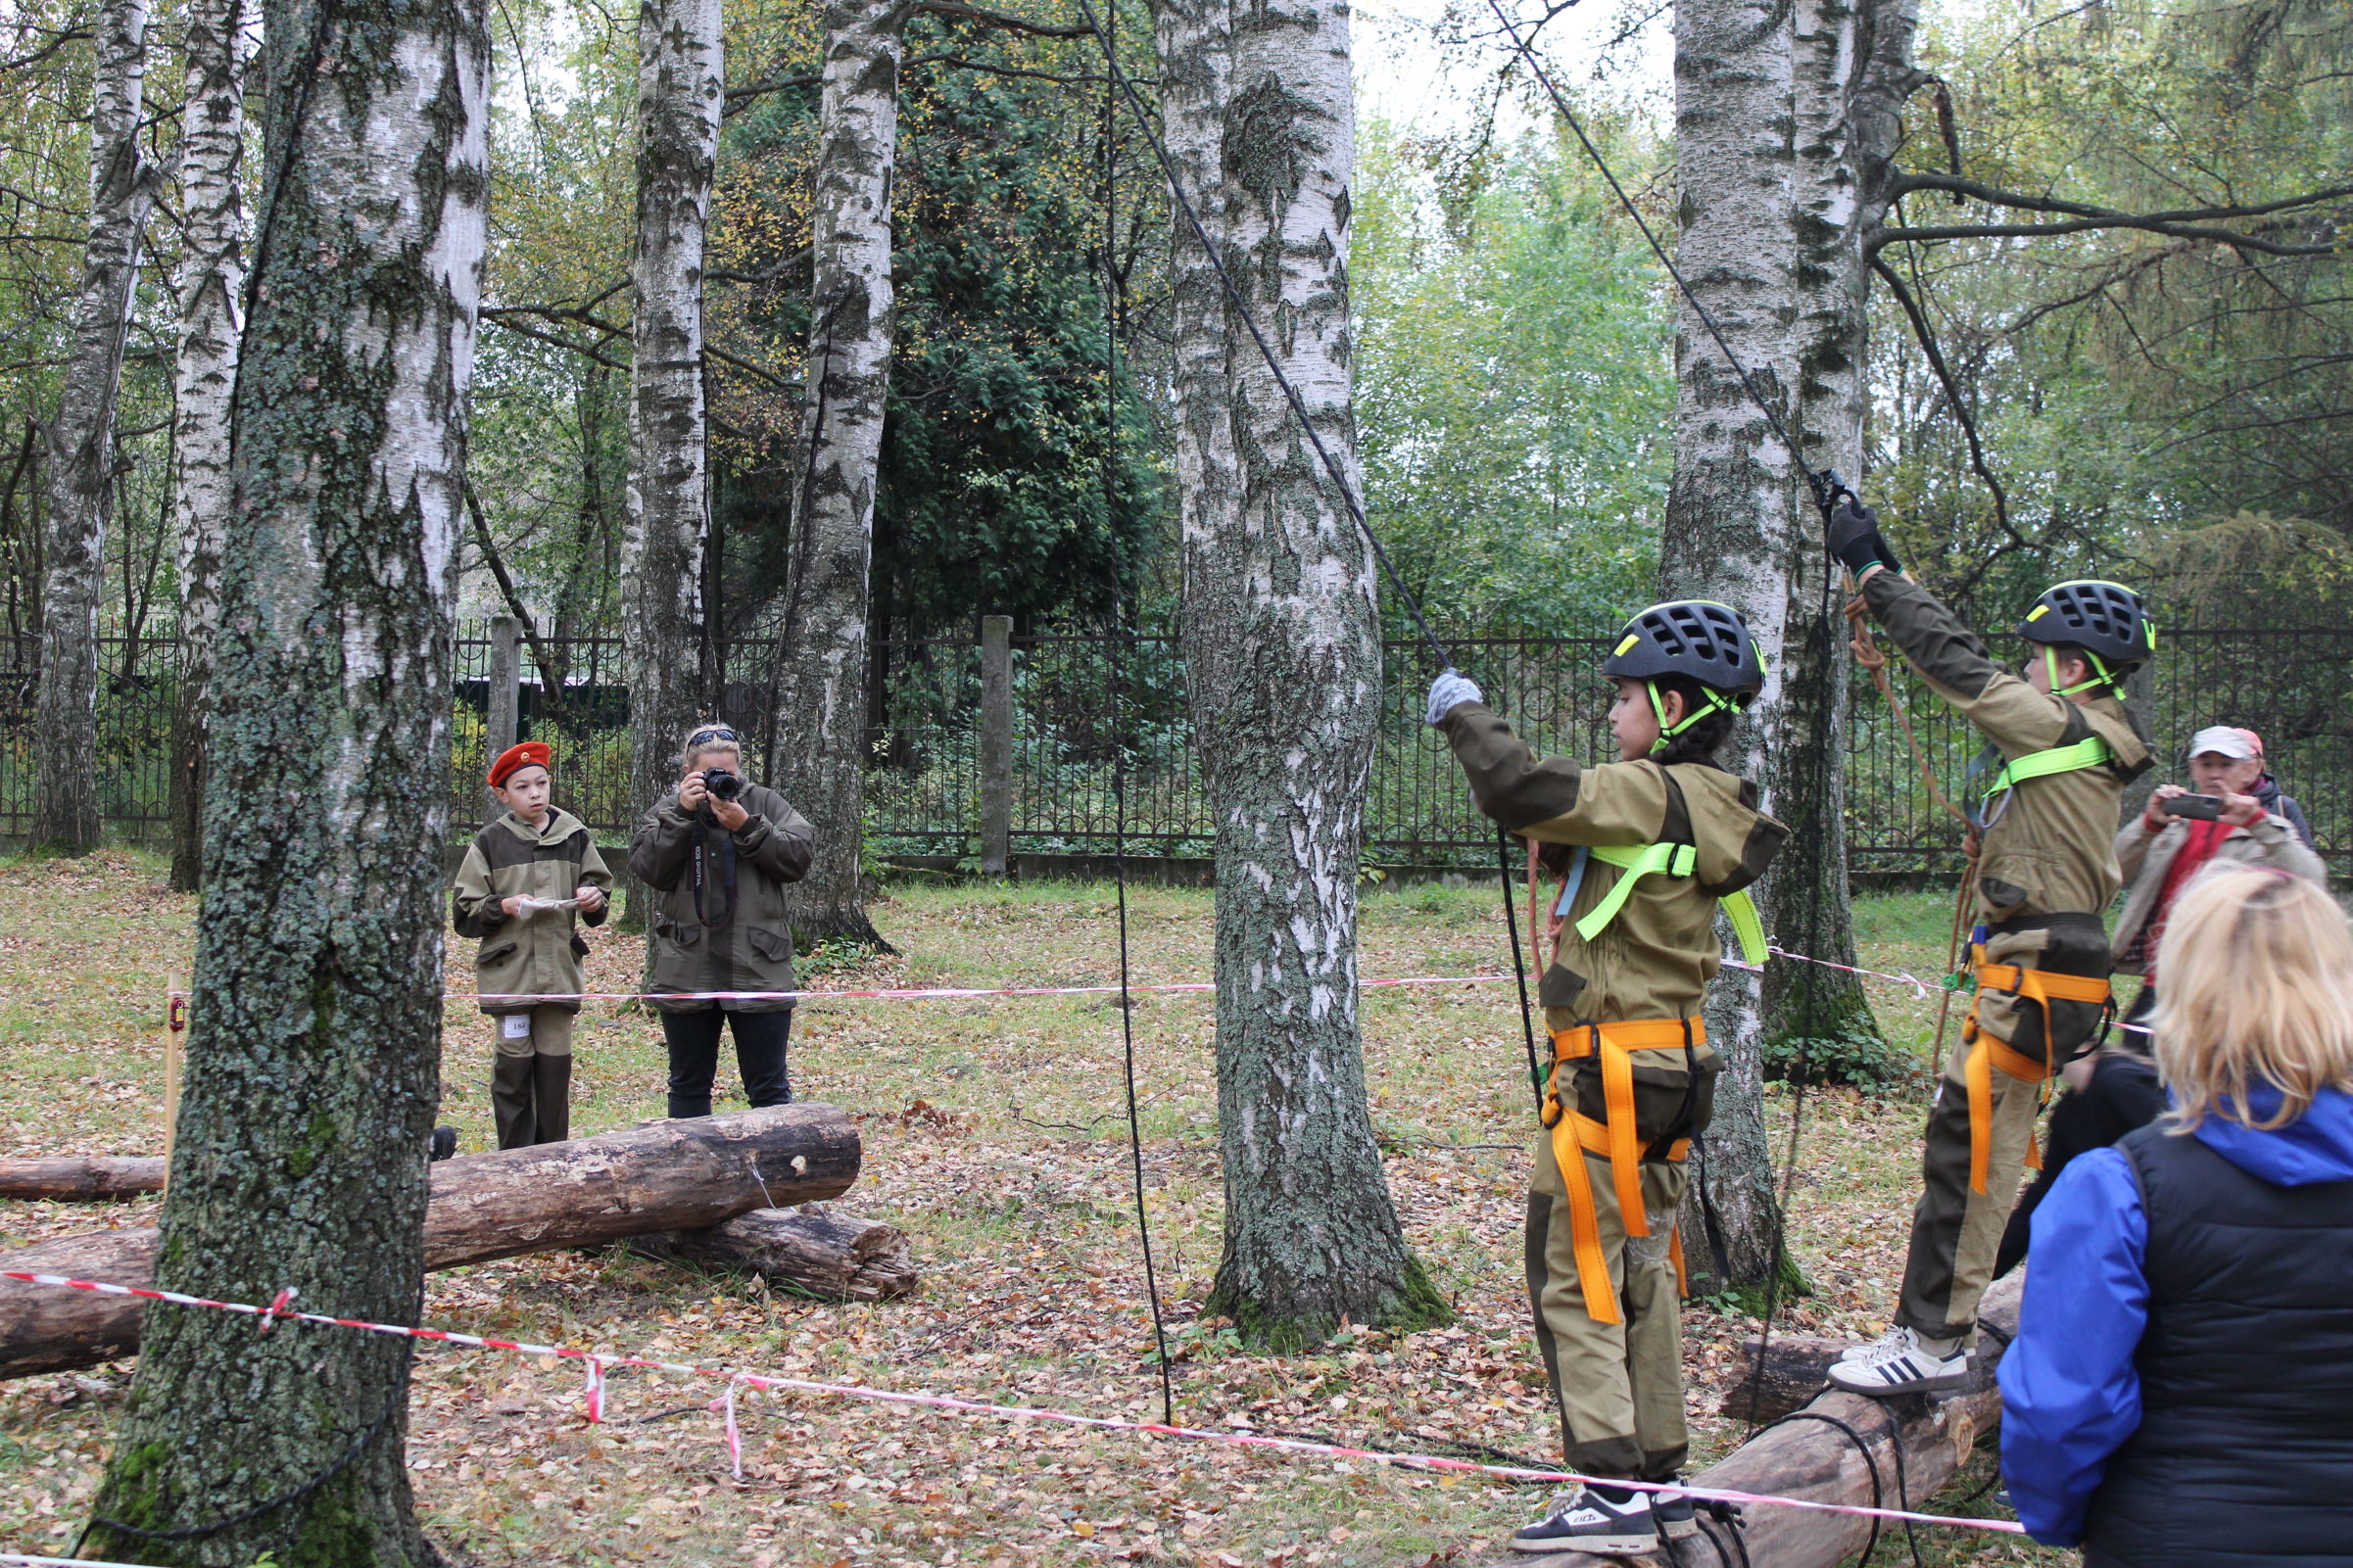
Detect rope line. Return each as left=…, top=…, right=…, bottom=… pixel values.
left=0, top=1269, right=2026, bottom=1536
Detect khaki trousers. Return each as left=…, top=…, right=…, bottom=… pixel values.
left=491, top=1005, right=575, bottom=1150
left=1526, top=1133, right=1689, bottom=1481
left=1895, top=918, right=2109, bottom=1340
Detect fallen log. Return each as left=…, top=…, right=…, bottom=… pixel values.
left=1714, top=1333, right=1847, bottom=1423
left=0, top=1158, right=168, bottom=1202
left=1474, top=1276, right=2024, bottom=1568
left=0, top=1103, right=859, bottom=1381
left=629, top=1204, right=917, bottom=1301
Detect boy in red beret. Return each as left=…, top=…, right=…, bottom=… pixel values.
left=451, top=741, right=612, bottom=1147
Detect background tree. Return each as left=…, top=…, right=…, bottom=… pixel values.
left=623, top=0, right=724, bottom=831
left=31, top=0, right=156, bottom=855
left=1154, top=0, right=1445, bottom=1346
left=80, top=0, right=489, bottom=1556
left=765, top=0, right=915, bottom=948
left=165, top=0, right=255, bottom=892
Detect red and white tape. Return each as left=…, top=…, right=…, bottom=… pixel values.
left=0, top=1268, right=2021, bottom=1537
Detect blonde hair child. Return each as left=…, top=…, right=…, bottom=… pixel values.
left=2151, top=864, right=2353, bottom=1130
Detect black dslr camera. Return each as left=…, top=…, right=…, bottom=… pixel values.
left=700, top=768, right=744, bottom=803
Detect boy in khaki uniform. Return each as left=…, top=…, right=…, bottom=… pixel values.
left=452, top=741, right=612, bottom=1148
left=1428, top=600, right=1786, bottom=1557
left=1824, top=502, right=2154, bottom=1396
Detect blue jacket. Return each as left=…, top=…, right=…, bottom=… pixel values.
left=1998, top=1082, right=2353, bottom=1545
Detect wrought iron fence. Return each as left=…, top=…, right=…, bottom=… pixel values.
left=3, top=618, right=2346, bottom=874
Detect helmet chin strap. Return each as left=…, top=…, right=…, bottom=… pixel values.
left=2044, top=645, right=2117, bottom=698
left=1646, top=681, right=1737, bottom=753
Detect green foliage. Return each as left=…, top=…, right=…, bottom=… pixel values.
left=1761, top=1017, right=1919, bottom=1091
left=1354, top=112, right=1672, bottom=636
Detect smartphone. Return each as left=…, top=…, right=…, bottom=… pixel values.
left=2160, top=793, right=2225, bottom=821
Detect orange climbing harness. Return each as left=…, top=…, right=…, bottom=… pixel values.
left=1957, top=950, right=2113, bottom=1194
left=1541, top=1017, right=1703, bottom=1326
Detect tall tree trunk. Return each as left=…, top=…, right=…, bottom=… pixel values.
left=766, top=0, right=911, bottom=948
left=1155, top=0, right=1443, bottom=1347
left=1659, top=0, right=1804, bottom=1295
left=80, top=0, right=489, bottom=1555
left=31, top=0, right=156, bottom=856
left=623, top=0, right=721, bottom=831
left=166, top=0, right=255, bottom=893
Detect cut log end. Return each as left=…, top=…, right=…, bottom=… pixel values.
left=630, top=1204, right=917, bottom=1302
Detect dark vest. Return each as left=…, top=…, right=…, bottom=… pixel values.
left=2082, top=1123, right=2353, bottom=1568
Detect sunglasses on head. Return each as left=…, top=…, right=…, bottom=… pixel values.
left=688, top=726, right=739, bottom=747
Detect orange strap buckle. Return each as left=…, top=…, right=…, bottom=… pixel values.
left=1543, top=1017, right=1703, bottom=1326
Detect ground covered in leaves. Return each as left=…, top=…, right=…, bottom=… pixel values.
left=0, top=850, right=2061, bottom=1566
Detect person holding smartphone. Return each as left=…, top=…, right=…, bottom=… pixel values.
left=1989, top=725, right=2329, bottom=1276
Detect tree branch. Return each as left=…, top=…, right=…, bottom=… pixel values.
left=913, top=0, right=1090, bottom=35
left=481, top=310, right=627, bottom=370
left=463, top=479, right=571, bottom=718
left=1871, top=255, right=2017, bottom=558
left=1873, top=175, right=2353, bottom=257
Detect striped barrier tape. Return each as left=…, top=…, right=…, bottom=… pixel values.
left=0, top=1268, right=2022, bottom=1536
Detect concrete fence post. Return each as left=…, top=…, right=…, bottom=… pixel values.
left=485, top=614, right=522, bottom=813
left=980, top=615, right=1013, bottom=875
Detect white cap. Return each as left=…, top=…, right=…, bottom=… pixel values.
left=2187, top=725, right=2257, bottom=761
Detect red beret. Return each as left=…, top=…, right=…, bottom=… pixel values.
left=488, top=740, right=552, bottom=787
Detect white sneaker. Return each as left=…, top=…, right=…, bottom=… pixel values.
left=1835, top=1325, right=1911, bottom=1362
left=1511, top=1487, right=1658, bottom=1556
left=1827, top=1325, right=1969, bottom=1397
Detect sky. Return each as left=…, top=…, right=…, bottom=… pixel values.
left=1353, top=0, right=1674, bottom=136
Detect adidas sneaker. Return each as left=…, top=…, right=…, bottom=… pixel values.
left=1826, top=1325, right=1969, bottom=1397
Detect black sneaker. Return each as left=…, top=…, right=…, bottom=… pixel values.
left=1512, top=1487, right=1657, bottom=1556
left=429, top=1126, right=457, bottom=1162
left=1653, top=1489, right=1698, bottom=1541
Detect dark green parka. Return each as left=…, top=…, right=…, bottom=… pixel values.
left=627, top=784, right=816, bottom=1013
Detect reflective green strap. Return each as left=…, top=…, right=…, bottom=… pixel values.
left=1573, top=841, right=1697, bottom=943
left=1981, top=736, right=2112, bottom=799
left=1721, top=888, right=1767, bottom=968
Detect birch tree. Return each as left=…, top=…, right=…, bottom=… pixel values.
left=623, top=0, right=722, bottom=831
left=30, top=0, right=156, bottom=855
left=166, top=0, right=256, bottom=892
left=1155, top=0, right=1444, bottom=1345
left=78, top=0, right=489, bottom=1552
left=766, top=0, right=914, bottom=948
left=1657, top=0, right=1809, bottom=1290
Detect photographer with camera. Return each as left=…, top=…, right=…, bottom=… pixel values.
left=628, top=724, right=816, bottom=1117
left=1993, top=724, right=2327, bottom=1276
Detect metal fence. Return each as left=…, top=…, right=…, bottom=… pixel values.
left=4, top=619, right=2347, bottom=873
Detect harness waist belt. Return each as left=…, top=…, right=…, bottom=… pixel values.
left=1959, top=951, right=2113, bottom=1194
left=1543, top=1016, right=1705, bottom=1327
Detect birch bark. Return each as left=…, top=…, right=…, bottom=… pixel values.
left=80, top=0, right=489, bottom=1555
left=767, top=0, right=913, bottom=948
left=31, top=0, right=156, bottom=855
left=623, top=0, right=721, bottom=829
left=166, top=0, right=256, bottom=892
left=1156, top=0, right=1442, bottom=1345
left=1661, top=0, right=1804, bottom=1292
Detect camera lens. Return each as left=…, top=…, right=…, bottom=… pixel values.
left=704, top=769, right=744, bottom=802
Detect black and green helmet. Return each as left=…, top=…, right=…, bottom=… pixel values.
left=2018, top=580, right=2157, bottom=669
left=1603, top=599, right=1767, bottom=700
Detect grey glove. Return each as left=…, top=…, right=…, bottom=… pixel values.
left=1425, top=669, right=1483, bottom=727
left=1827, top=497, right=1900, bottom=580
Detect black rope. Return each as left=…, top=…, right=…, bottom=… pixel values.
left=1068, top=0, right=1452, bottom=672
left=1760, top=1409, right=1887, bottom=1568
left=1479, top=0, right=1842, bottom=526
left=1100, top=0, right=1175, bottom=1426
left=1499, top=828, right=1546, bottom=1114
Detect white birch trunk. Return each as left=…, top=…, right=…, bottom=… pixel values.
left=82, top=0, right=490, bottom=1552
left=31, top=0, right=156, bottom=854
left=166, top=0, right=256, bottom=891
left=767, top=0, right=912, bottom=947
left=1157, top=0, right=1440, bottom=1344
left=623, top=0, right=721, bottom=828
left=1661, top=0, right=1803, bottom=1291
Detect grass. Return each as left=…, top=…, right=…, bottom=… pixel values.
left=0, top=850, right=2065, bottom=1567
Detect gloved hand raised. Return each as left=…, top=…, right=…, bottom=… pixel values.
left=1425, top=669, right=1484, bottom=727
left=1827, top=497, right=1901, bottom=581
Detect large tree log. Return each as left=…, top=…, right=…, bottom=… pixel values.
left=0, top=1104, right=858, bottom=1381
left=0, top=1158, right=168, bottom=1202
left=630, top=1204, right=916, bottom=1301
left=1481, top=1277, right=2024, bottom=1568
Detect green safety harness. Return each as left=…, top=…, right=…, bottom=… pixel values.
left=1553, top=840, right=1769, bottom=967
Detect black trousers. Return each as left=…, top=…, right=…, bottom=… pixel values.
left=1993, top=997, right=2165, bottom=1279
left=660, top=1007, right=792, bottom=1118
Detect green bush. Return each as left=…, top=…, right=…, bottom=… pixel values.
left=1761, top=1019, right=1918, bottom=1091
